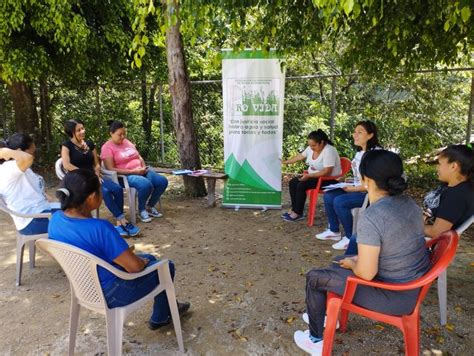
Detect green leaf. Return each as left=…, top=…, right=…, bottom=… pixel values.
left=444, top=20, right=450, bottom=32
left=142, top=35, right=149, bottom=45
left=135, top=56, right=142, bottom=68
left=353, top=2, right=361, bottom=18
left=138, top=46, right=145, bottom=57
left=461, top=7, right=471, bottom=23
left=343, top=0, right=354, bottom=16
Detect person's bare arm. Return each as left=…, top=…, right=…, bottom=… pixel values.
left=60, top=146, right=79, bottom=171
left=306, top=166, right=334, bottom=179
left=343, top=185, right=367, bottom=192
left=282, top=153, right=306, bottom=165
left=113, top=248, right=148, bottom=273
left=339, top=244, right=380, bottom=280
left=424, top=217, right=453, bottom=239
left=102, top=157, right=141, bottom=175
left=92, top=149, right=101, bottom=177
left=0, top=147, right=33, bottom=172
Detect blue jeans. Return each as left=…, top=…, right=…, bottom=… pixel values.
left=323, top=190, right=366, bottom=238
left=345, top=235, right=358, bottom=255
left=102, top=254, right=176, bottom=323
left=18, top=207, right=60, bottom=235
left=126, top=170, right=168, bottom=212
left=102, top=178, right=125, bottom=220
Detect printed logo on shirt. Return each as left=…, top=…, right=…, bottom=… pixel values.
left=120, top=147, right=137, bottom=158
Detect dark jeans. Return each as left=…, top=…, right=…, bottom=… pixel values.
left=289, top=177, right=338, bottom=216
left=102, top=254, right=176, bottom=323
left=323, top=190, right=366, bottom=237
left=305, top=258, right=420, bottom=338
left=101, top=178, right=125, bottom=220
left=18, top=207, right=60, bottom=235
left=345, top=235, right=358, bottom=255
left=125, top=170, right=168, bottom=212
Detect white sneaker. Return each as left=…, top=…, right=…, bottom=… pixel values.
left=294, top=330, right=323, bottom=355
left=139, top=210, right=152, bottom=223
left=332, top=236, right=350, bottom=250
left=315, top=229, right=341, bottom=241
left=302, top=313, right=340, bottom=329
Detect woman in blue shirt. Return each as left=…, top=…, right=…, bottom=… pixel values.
left=48, top=169, right=190, bottom=329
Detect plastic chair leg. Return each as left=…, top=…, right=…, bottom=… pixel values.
left=401, top=315, right=420, bottom=356
left=166, top=289, right=185, bottom=353
left=322, top=298, right=341, bottom=356
left=28, top=240, right=36, bottom=269
left=339, top=309, right=349, bottom=332
left=437, top=269, right=448, bottom=325
left=307, top=192, right=316, bottom=227
left=68, top=297, right=80, bottom=356
left=129, top=188, right=137, bottom=225
left=16, top=235, right=26, bottom=286
left=105, top=309, right=125, bottom=356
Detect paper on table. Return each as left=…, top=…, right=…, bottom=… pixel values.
left=322, top=182, right=354, bottom=191
left=172, top=169, right=193, bottom=175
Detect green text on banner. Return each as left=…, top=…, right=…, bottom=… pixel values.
left=222, top=49, right=285, bottom=208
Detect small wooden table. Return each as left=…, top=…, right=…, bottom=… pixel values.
left=151, top=167, right=227, bottom=207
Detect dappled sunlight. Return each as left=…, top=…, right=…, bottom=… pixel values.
left=0, top=248, right=19, bottom=268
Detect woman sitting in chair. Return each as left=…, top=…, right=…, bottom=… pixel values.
left=101, top=120, right=168, bottom=223
left=294, top=150, right=430, bottom=355
left=0, top=133, right=58, bottom=234
left=424, top=144, right=474, bottom=238
left=49, top=169, right=190, bottom=330
left=281, top=129, right=342, bottom=222
left=316, top=121, right=381, bottom=249
left=61, top=119, right=140, bottom=237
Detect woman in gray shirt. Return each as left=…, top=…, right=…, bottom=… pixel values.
left=294, top=150, right=430, bottom=355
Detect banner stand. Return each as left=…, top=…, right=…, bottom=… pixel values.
left=222, top=49, right=285, bottom=209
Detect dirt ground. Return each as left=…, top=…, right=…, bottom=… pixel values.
left=0, top=174, right=473, bottom=355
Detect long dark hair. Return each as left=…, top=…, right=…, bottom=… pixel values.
left=56, top=169, right=101, bottom=211
left=6, top=133, right=34, bottom=151
left=107, top=120, right=124, bottom=133
left=307, top=129, right=333, bottom=146
left=359, top=150, right=407, bottom=196
left=64, top=119, right=84, bottom=139
left=439, top=144, right=474, bottom=185
left=355, top=120, right=380, bottom=151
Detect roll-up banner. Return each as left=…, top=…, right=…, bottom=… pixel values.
left=222, top=49, right=285, bottom=209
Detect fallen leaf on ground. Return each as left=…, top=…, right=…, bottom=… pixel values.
left=374, top=324, right=385, bottom=331
left=286, top=316, right=297, bottom=324
left=445, top=323, right=455, bottom=331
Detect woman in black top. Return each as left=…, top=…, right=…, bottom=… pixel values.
left=61, top=119, right=140, bottom=237
left=424, top=144, right=474, bottom=238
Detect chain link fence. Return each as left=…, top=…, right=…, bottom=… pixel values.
left=1, top=69, right=472, bottom=170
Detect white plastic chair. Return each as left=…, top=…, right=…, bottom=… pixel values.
left=351, top=194, right=369, bottom=233
left=55, top=158, right=100, bottom=218
left=101, top=163, right=138, bottom=225
left=36, top=238, right=185, bottom=355
left=0, top=197, right=51, bottom=286
left=437, top=214, right=474, bottom=325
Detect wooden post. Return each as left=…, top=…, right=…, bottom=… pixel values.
left=159, top=83, right=165, bottom=162
left=330, top=76, right=337, bottom=140
left=466, top=72, right=474, bottom=144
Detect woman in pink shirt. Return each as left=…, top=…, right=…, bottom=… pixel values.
left=101, top=120, right=168, bottom=223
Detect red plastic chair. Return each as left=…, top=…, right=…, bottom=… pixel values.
left=306, top=157, right=352, bottom=226
left=322, top=230, right=459, bottom=356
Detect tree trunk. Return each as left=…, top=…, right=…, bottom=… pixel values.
left=466, top=72, right=474, bottom=144
left=39, top=78, right=52, bottom=151
left=165, top=0, right=206, bottom=197
left=7, top=81, right=39, bottom=138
